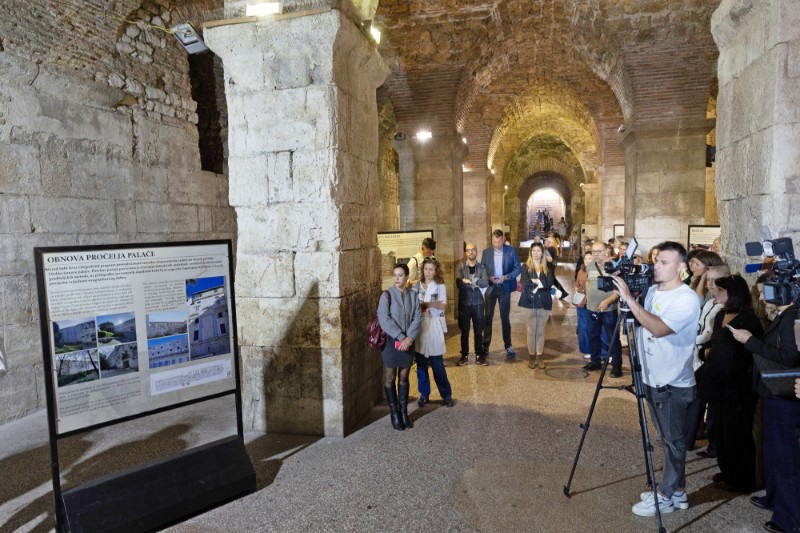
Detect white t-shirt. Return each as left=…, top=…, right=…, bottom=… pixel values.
left=636, top=283, right=701, bottom=387
left=417, top=281, right=446, bottom=317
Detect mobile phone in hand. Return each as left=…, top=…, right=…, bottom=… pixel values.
left=395, top=340, right=403, bottom=350
left=726, top=325, right=734, bottom=331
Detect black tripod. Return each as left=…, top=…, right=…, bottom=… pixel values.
left=563, top=303, right=667, bottom=533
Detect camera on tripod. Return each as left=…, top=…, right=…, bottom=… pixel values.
left=745, top=237, right=800, bottom=306
left=597, top=237, right=653, bottom=295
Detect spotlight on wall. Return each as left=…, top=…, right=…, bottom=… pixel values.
left=579, top=182, right=585, bottom=188
left=462, top=137, right=467, bottom=144
left=617, top=124, right=626, bottom=133
left=246, top=2, right=282, bottom=16
left=491, top=168, right=496, bottom=175
left=416, top=130, right=432, bottom=141
left=360, top=20, right=381, bottom=44
left=171, top=23, right=208, bottom=54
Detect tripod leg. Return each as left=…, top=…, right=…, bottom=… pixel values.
left=563, top=311, right=625, bottom=497
left=626, top=318, right=667, bottom=533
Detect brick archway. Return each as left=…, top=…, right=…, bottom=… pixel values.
left=517, top=172, right=573, bottom=242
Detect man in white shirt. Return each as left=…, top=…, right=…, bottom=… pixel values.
left=611, top=241, right=701, bottom=517
left=407, top=237, right=436, bottom=286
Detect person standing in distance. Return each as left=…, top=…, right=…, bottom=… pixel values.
left=455, top=243, right=489, bottom=366
left=611, top=241, right=701, bottom=517
left=407, top=237, right=436, bottom=286
left=481, top=229, right=521, bottom=359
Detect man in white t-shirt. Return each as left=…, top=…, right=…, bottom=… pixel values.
left=611, top=241, right=701, bottom=517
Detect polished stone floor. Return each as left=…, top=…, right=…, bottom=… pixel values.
left=0, top=265, right=770, bottom=532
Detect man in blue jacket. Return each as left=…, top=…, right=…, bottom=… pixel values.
left=481, top=229, right=521, bottom=359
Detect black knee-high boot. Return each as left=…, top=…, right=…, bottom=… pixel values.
left=397, top=383, right=413, bottom=429
left=384, top=386, right=405, bottom=430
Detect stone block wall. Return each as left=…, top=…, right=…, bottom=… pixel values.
left=206, top=9, right=388, bottom=437
left=713, top=0, right=800, bottom=272
left=0, top=0, right=234, bottom=425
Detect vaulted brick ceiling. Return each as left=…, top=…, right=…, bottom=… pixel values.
left=376, top=0, right=721, bottom=178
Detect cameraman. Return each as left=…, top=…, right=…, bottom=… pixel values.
left=611, top=241, right=701, bottom=516
left=730, top=290, right=799, bottom=533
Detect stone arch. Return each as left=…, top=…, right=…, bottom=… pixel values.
left=516, top=172, right=574, bottom=243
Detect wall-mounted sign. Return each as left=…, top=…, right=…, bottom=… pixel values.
left=688, top=225, right=721, bottom=251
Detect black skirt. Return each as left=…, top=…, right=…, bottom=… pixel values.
left=381, top=336, right=414, bottom=368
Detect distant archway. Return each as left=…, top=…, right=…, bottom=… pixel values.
left=517, top=172, right=573, bottom=242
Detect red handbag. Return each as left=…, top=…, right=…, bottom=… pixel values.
left=368, top=290, right=391, bottom=350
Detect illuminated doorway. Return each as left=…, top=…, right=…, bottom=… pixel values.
left=526, top=188, right=566, bottom=238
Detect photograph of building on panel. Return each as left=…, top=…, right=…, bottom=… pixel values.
left=186, top=276, right=231, bottom=360
left=55, top=349, right=100, bottom=387
left=53, top=317, right=97, bottom=354
left=96, top=311, right=137, bottom=346
left=146, top=308, right=188, bottom=339
left=148, top=334, right=190, bottom=369
left=98, top=343, right=139, bottom=378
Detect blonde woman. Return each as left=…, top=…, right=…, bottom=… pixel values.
left=414, top=258, right=453, bottom=407
left=519, top=242, right=555, bottom=369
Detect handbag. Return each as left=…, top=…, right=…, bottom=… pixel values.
left=367, top=290, right=391, bottom=350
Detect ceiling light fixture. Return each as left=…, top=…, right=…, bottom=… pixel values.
left=170, top=23, right=208, bottom=54
left=416, top=131, right=432, bottom=140
left=246, top=2, right=282, bottom=16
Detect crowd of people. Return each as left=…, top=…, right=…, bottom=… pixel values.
left=376, top=231, right=800, bottom=532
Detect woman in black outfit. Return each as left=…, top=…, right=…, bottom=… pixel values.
left=699, top=275, right=763, bottom=492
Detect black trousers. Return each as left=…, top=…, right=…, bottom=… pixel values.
left=458, top=303, right=484, bottom=356
left=709, top=395, right=757, bottom=491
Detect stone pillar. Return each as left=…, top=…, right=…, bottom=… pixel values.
left=463, top=170, right=491, bottom=249
left=599, top=164, right=625, bottom=240
left=712, top=0, right=800, bottom=272
left=622, top=121, right=711, bottom=254
left=395, top=135, right=466, bottom=318
left=205, top=10, right=388, bottom=437
left=581, top=182, right=600, bottom=240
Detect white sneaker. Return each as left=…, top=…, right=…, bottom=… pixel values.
left=632, top=492, right=674, bottom=516
left=582, top=353, right=591, bottom=359
left=639, top=490, right=689, bottom=510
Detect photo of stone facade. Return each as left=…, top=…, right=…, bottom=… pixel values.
left=148, top=334, right=190, bottom=369
left=53, top=318, right=98, bottom=354
left=186, top=277, right=231, bottom=360
left=96, top=311, right=137, bottom=346
left=147, top=308, right=189, bottom=339
left=55, top=349, right=100, bottom=388
left=99, top=343, right=139, bottom=379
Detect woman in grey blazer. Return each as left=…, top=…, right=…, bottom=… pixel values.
left=378, top=263, right=423, bottom=430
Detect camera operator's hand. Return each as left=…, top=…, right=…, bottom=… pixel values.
left=729, top=326, right=752, bottom=344
left=610, top=275, right=632, bottom=304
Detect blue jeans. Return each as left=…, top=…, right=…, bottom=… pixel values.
left=484, top=285, right=512, bottom=350
left=587, top=308, right=621, bottom=369
left=576, top=306, right=590, bottom=354
left=415, top=353, right=452, bottom=401
left=645, top=384, right=695, bottom=498
left=762, top=397, right=800, bottom=532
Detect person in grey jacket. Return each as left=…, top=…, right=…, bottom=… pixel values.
left=377, top=263, right=422, bottom=430
left=456, top=243, right=489, bottom=366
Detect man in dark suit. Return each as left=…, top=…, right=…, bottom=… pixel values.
left=481, top=229, right=521, bottom=359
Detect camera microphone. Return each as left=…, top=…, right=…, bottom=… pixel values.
left=744, top=263, right=765, bottom=274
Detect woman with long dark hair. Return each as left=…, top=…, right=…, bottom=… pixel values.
left=377, top=263, right=422, bottom=430
left=519, top=242, right=555, bottom=369
left=699, top=275, right=763, bottom=491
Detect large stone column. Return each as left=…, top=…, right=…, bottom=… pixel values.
left=712, top=0, right=800, bottom=272
left=395, top=135, right=466, bottom=318
left=622, top=120, right=712, bottom=254
left=463, top=170, right=491, bottom=249
left=205, top=10, right=388, bottom=437
left=599, top=164, right=625, bottom=240
left=581, top=182, right=600, bottom=240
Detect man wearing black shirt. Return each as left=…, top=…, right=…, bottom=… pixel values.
left=456, top=243, right=489, bottom=365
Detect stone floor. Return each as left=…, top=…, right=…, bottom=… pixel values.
left=0, top=265, right=770, bottom=532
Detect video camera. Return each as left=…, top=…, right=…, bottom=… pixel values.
left=745, top=237, right=800, bottom=306
left=598, top=237, right=653, bottom=295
